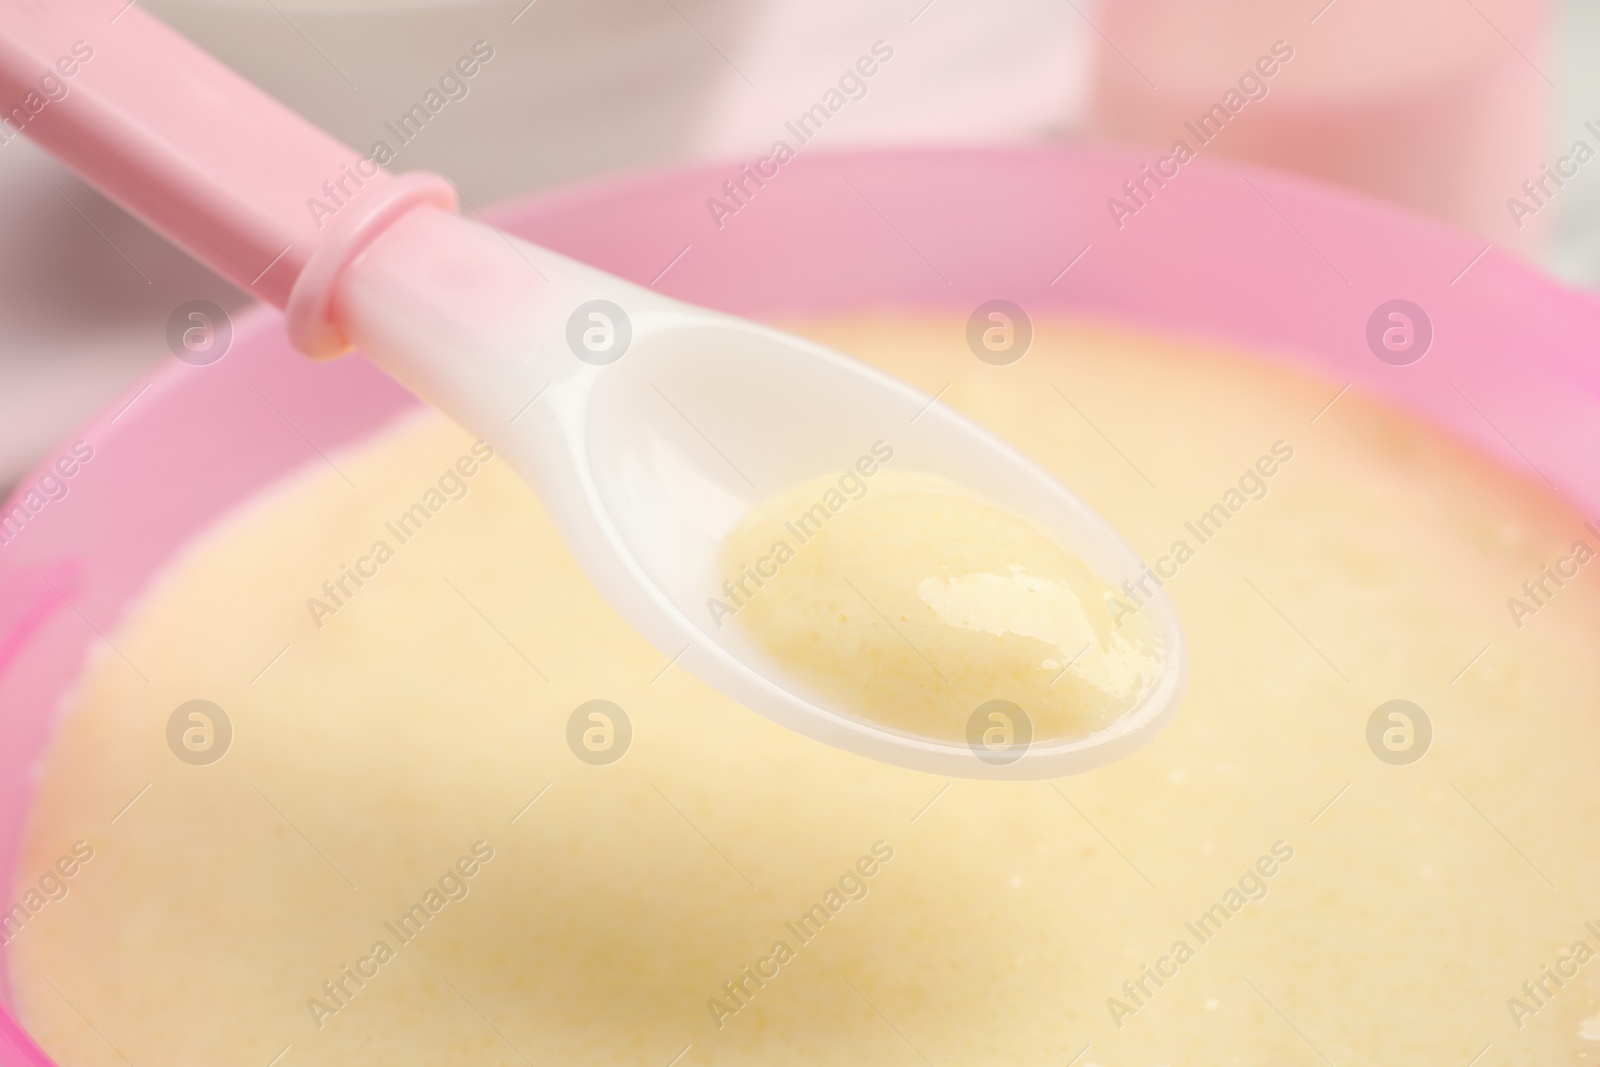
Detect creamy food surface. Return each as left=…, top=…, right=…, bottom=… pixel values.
left=9, top=318, right=1600, bottom=1065
left=719, top=469, right=1161, bottom=743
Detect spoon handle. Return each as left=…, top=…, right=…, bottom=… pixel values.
left=0, top=0, right=453, bottom=353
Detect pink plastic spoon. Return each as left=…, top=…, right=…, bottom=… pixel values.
left=0, top=0, right=1186, bottom=778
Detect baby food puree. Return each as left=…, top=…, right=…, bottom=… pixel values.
left=718, top=468, right=1160, bottom=743
left=9, top=318, right=1600, bottom=1065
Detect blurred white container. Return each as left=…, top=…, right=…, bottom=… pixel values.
left=144, top=0, right=757, bottom=202
left=693, top=0, right=1094, bottom=159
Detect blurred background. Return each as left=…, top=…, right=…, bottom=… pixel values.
left=1, top=0, right=1593, bottom=494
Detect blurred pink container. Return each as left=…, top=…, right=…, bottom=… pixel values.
left=1087, top=0, right=1555, bottom=256
left=2, top=146, right=1599, bottom=1064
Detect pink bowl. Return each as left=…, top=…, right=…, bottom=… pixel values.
left=1, top=146, right=1597, bottom=1064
